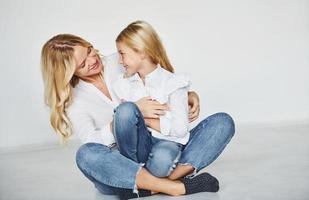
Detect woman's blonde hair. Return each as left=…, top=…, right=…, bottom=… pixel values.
left=116, top=20, right=174, bottom=73
left=41, top=34, right=92, bottom=142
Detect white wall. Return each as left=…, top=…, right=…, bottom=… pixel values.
left=0, top=0, right=308, bottom=148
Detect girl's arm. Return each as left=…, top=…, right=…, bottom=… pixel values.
left=144, top=118, right=160, bottom=132
left=135, top=96, right=169, bottom=118
left=136, top=91, right=200, bottom=122
left=147, top=87, right=189, bottom=137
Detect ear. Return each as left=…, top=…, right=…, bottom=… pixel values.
left=139, top=50, right=147, bottom=60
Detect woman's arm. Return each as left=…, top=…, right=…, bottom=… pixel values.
left=67, top=108, right=115, bottom=145
left=188, top=91, right=200, bottom=122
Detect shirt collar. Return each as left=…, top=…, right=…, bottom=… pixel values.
left=127, top=64, right=163, bottom=82
left=145, top=64, right=162, bottom=81
left=127, top=73, right=141, bottom=82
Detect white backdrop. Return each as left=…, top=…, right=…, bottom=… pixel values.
left=0, top=0, right=308, bottom=148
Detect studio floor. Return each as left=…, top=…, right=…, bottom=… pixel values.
left=1, top=123, right=308, bottom=200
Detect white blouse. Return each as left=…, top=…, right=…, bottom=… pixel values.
left=66, top=53, right=123, bottom=146
left=113, top=65, right=191, bottom=145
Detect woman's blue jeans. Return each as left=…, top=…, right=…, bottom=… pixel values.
left=76, top=102, right=235, bottom=195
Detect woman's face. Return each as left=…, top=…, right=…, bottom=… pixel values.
left=116, top=42, right=143, bottom=77
left=73, top=45, right=103, bottom=78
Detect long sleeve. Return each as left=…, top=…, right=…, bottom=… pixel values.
left=67, top=106, right=115, bottom=146
left=159, top=87, right=189, bottom=137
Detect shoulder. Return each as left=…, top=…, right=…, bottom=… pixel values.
left=68, top=81, right=95, bottom=110
left=164, top=72, right=191, bottom=95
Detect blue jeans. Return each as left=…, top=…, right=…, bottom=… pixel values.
left=146, top=137, right=183, bottom=177
left=113, top=102, right=183, bottom=178
left=76, top=102, right=235, bottom=195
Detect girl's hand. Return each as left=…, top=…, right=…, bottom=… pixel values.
left=144, top=118, right=160, bottom=132
left=188, top=91, right=200, bottom=122
left=135, top=96, right=169, bottom=118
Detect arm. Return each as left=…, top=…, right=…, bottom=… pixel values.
left=136, top=91, right=200, bottom=122
left=188, top=91, right=200, bottom=122
left=160, top=88, right=189, bottom=137
left=144, top=118, right=160, bottom=132
left=147, top=88, right=189, bottom=137
left=135, top=96, right=169, bottom=119
left=67, top=107, right=115, bottom=145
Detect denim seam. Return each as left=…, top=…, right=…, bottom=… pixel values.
left=166, top=150, right=182, bottom=177
left=133, top=163, right=144, bottom=195
left=177, top=162, right=198, bottom=178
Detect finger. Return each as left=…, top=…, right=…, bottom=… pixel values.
left=189, top=105, right=198, bottom=116
left=154, top=110, right=166, bottom=116
left=150, top=99, right=163, bottom=105
left=189, top=110, right=199, bottom=120
left=140, top=96, right=151, bottom=100
left=149, top=113, right=160, bottom=119
left=190, top=103, right=199, bottom=113
left=188, top=111, right=193, bottom=118
left=189, top=116, right=198, bottom=123
left=154, top=104, right=169, bottom=111
left=189, top=112, right=196, bottom=119
left=150, top=100, right=167, bottom=107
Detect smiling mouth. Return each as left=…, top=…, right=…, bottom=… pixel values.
left=90, top=60, right=99, bottom=70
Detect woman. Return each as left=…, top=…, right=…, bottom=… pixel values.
left=41, top=33, right=235, bottom=199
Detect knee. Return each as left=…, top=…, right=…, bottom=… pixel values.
left=210, top=112, right=235, bottom=138
left=76, top=143, right=95, bottom=170
left=114, top=102, right=140, bottom=122
left=76, top=143, right=109, bottom=172
left=146, top=144, right=181, bottom=177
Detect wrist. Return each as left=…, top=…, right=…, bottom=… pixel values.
left=144, top=118, right=151, bottom=126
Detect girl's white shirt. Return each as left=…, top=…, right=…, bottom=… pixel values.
left=113, top=65, right=191, bottom=145
left=66, top=53, right=123, bottom=146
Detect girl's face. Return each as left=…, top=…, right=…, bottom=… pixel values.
left=116, top=42, right=143, bottom=77
left=73, top=45, right=103, bottom=78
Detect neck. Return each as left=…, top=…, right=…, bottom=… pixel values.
left=138, top=61, right=157, bottom=80
left=80, top=73, right=103, bottom=85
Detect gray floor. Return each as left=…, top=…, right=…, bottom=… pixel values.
left=1, top=123, right=309, bottom=200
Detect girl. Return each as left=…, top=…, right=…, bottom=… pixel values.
left=113, top=20, right=191, bottom=178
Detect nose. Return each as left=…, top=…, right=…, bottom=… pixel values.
left=86, top=55, right=97, bottom=67
left=118, top=54, right=123, bottom=65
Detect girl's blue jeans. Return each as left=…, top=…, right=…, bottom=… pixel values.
left=76, top=102, right=235, bottom=195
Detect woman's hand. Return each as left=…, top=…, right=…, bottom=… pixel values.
left=188, top=91, right=200, bottom=122
left=135, top=96, right=169, bottom=118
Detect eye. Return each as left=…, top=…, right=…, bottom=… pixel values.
left=87, top=47, right=92, bottom=55
left=80, top=62, right=85, bottom=68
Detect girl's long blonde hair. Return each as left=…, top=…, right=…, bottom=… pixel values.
left=41, top=34, right=92, bottom=142
left=116, top=20, right=174, bottom=73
